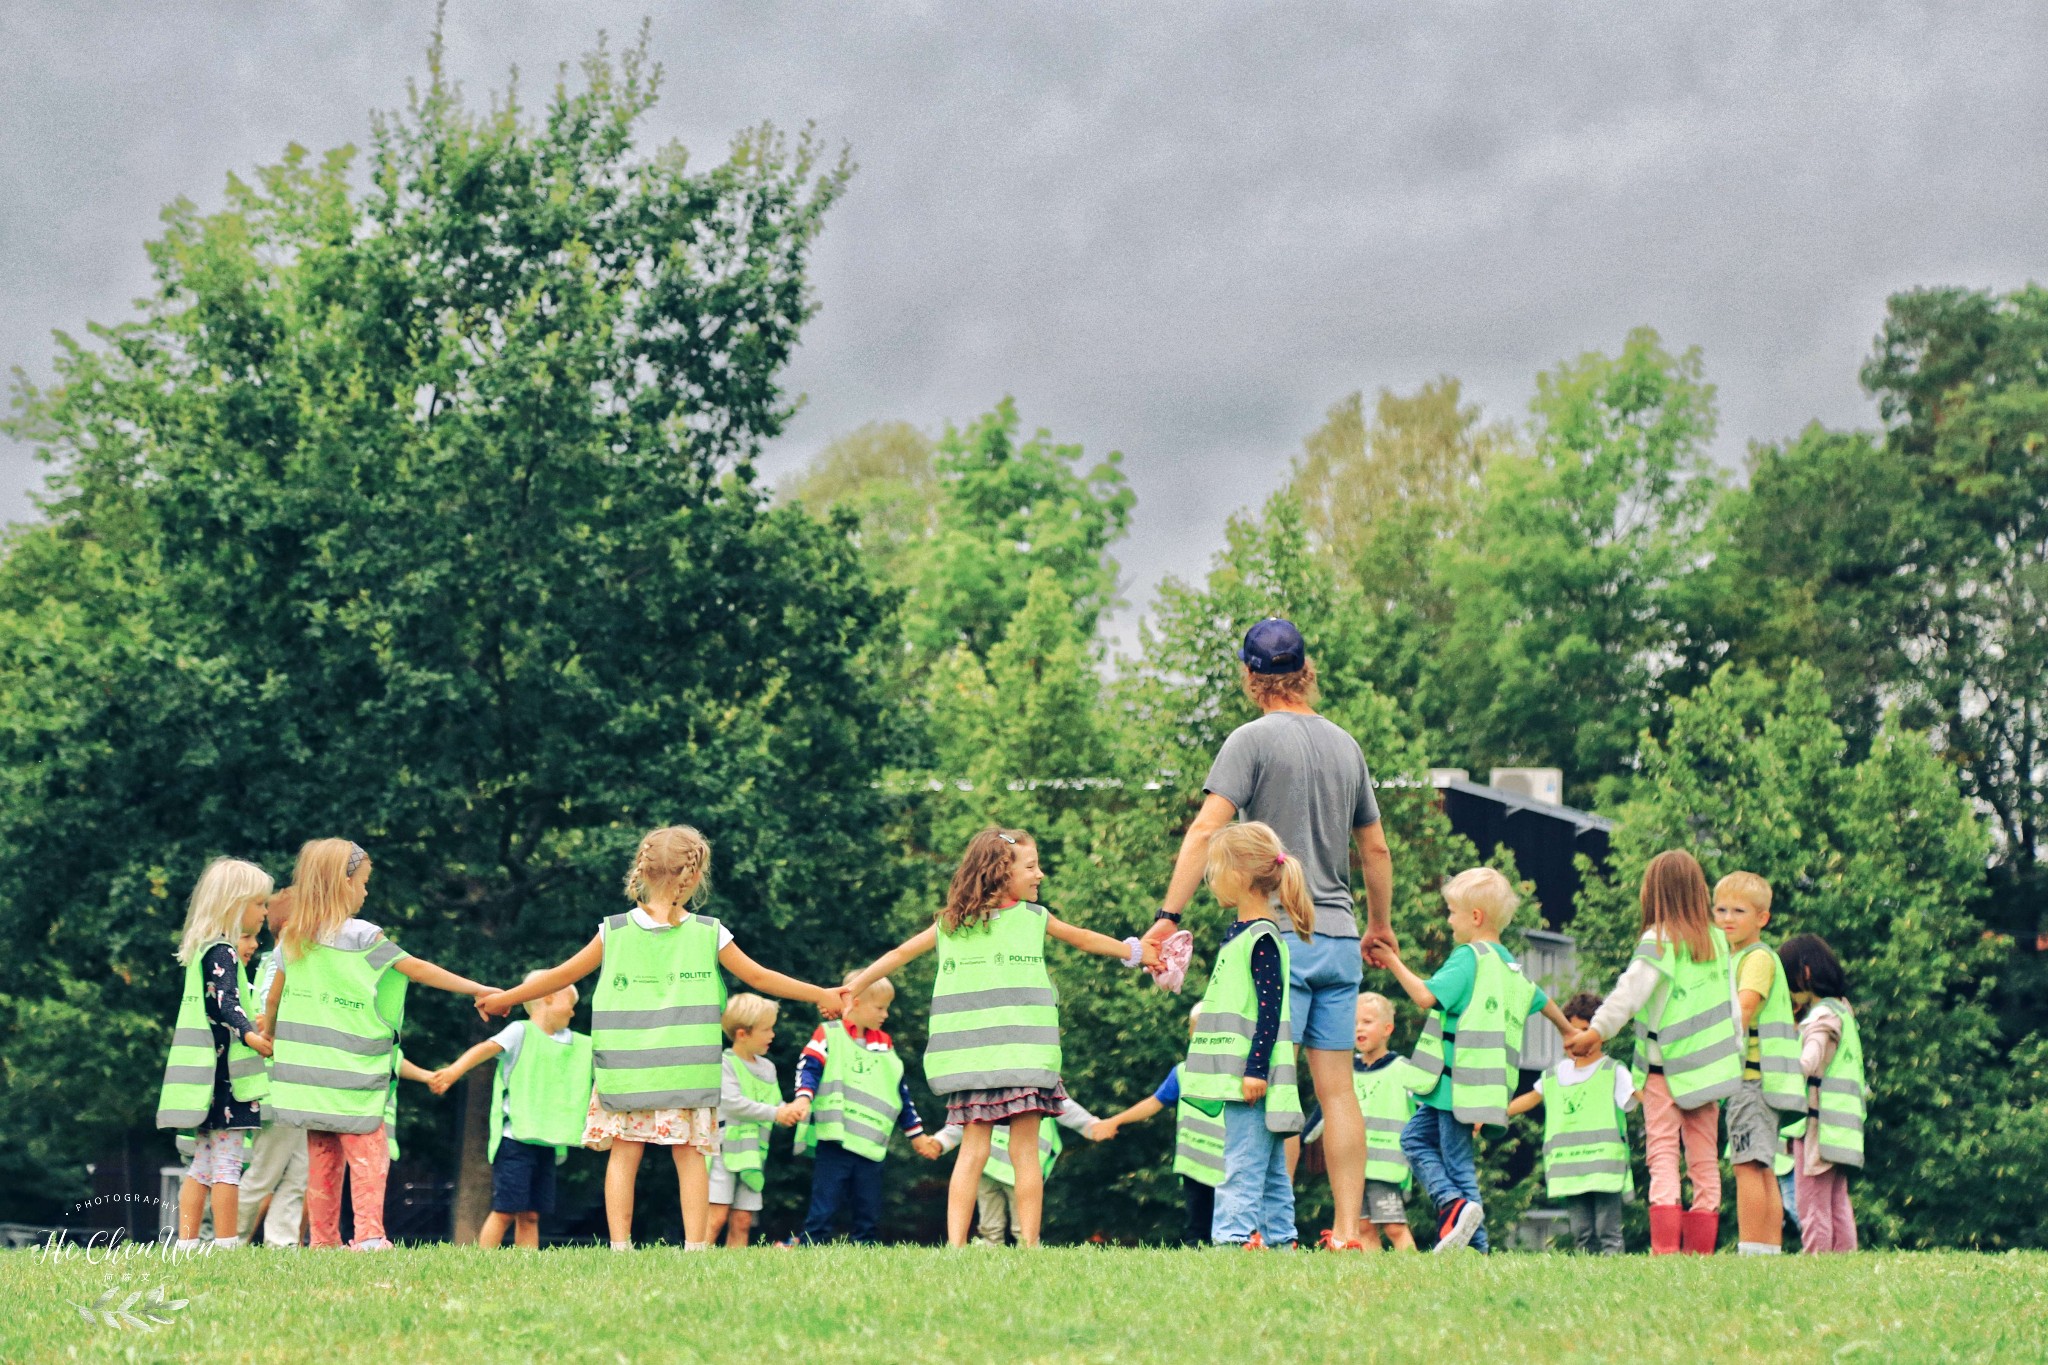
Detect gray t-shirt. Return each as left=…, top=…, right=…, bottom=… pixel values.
left=1203, top=711, right=1381, bottom=938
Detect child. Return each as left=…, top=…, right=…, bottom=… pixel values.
left=238, top=888, right=309, bottom=1248
left=1176, top=822, right=1310, bottom=1249
left=430, top=973, right=595, bottom=1249
left=1507, top=991, right=1639, bottom=1255
left=792, top=975, right=942, bottom=1242
left=1779, top=933, right=1863, bottom=1253
left=1375, top=867, right=1573, bottom=1254
left=156, top=858, right=277, bottom=1251
left=843, top=827, right=1152, bottom=1248
left=708, top=994, right=802, bottom=1247
left=935, top=1094, right=1105, bottom=1246
left=267, top=839, right=497, bottom=1250
left=1349, top=992, right=1422, bottom=1251
left=481, top=826, right=839, bottom=1252
left=1094, top=1005, right=1221, bottom=1246
left=1714, top=871, right=1804, bottom=1255
left=1566, top=850, right=1742, bottom=1255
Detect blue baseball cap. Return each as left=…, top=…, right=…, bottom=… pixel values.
left=1239, top=617, right=1306, bottom=674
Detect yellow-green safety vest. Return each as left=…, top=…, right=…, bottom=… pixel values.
left=156, top=940, right=269, bottom=1130
left=489, top=1027, right=596, bottom=1162
left=592, top=912, right=726, bottom=1111
left=1352, top=1057, right=1428, bottom=1190
left=1810, top=999, right=1865, bottom=1169
left=926, top=903, right=1062, bottom=1094
left=1739, top=942, right=1806, bottom=1113
left=718, top=1052, right=783, bottom=1191
left=1182, top=918, right=1303, bottom=1134
left=1407, top=942, right=1536, bottom=1127
left=984, top=1122, right=1062, bottom=1188
left=1173, top=1065, right=1226, bottom=1188
left=1540, top=1056, right=1633, bottom=1198
left=797, top=1023, right=905, bottom=1162
left=269, top=937, right=408, bottom=1134
left=1628, top=926, right=1742, bottom=1108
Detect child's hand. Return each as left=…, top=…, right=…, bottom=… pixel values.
left=1139, top=938, right=1161, bottom=970
left=428, top=1069, right=457, bottom=1096
left=1088, top=1121, right=1117, bottom=1142
left=1564, top=1027, right=1603, bottom=1062
left=476, top=991, right=514, bottom=1019
left=1364, top=941, right=1402, bottom=970
left=1241, top=1077, right=1268, bottom=1103
left=831, top=987, right=855, bottom=1019
left=773, top=1101, right=804, bottom=1128
left=241, top=1030, right=273, bottom=1058
left=911, top=1135, right=942, bottom=1160
left=789, top=1096, right=812, bottom=1124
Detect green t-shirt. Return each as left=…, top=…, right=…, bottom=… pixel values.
left=1420, top=941, right=1549, bottom=1111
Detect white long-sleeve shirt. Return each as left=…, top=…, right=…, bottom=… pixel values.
left=717, top=1052, right=782, bottom=1124
left=1588, top=931, right=1741, bottom=1070
left=933, top=1097, right=1100, bottom=1154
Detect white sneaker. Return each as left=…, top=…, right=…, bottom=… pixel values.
left=1432, top=1200, right=1484, bottom=1254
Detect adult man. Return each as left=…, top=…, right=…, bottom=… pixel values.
left=1144, top=618, right=1396, bottom=1249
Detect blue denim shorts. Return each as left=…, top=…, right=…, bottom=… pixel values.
left=1288, top=932, right=1364, bottom=1052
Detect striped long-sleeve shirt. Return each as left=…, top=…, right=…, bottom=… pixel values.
left=795, top=1022, right=924, bottom=1135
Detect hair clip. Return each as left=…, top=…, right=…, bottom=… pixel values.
left=996, top=833, right=1017, bottom=844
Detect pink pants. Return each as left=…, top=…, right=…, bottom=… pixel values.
left=305, top=1128, right=389, bottom=1248
left=1794, top=1139, right=1857, bottom=1252
left=1641, top=1074, right=1721, bottom=1211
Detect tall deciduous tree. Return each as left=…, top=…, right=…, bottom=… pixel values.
left=0, top=29, right=899, bottom=1231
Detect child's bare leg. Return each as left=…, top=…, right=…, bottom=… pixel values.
left=728, top=1209, right=754, bottom=1248
left=675, top=1143, right=711, bottom=1244
left=210, top=1181, right=239, bottom=1241
left=947, top=1125, right=994, bottom=1248
left=604, top=1140, right=646, bottom=1246
left=477, top=1211, right=512, bottom=1248
left=1384, top=1222, right=1417, bottom=1252
left=514, top=1212, right=540, bottom=1249
left=1008, top=1115, right=1045, bottom=1248
left=706, top=1203, right=731, bottom=1246
left=1735, top=1162, right=1783, bottom=1247
left=177, top=1177, right=207, bottom=1241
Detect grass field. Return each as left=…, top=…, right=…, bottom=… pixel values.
left=4, top=1244, right=2045, bottom=1363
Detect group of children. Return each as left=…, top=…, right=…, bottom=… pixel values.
left=156, top=819, right=1866, bottom=1255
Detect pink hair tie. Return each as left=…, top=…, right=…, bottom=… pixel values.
left=1274, top=853, right=1287, bottom=865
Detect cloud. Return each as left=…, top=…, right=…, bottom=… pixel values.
left=3, top=1, right=2042, bottom=645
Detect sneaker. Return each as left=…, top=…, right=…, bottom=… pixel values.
left=1432, top=1200, right=1484, bottom=1255
left=348, top=1238, right=393, bottom=1252
left=1242, top=1233, right=1268, bottom=1251
left=1317, top=1229, right=1366, bottom=1252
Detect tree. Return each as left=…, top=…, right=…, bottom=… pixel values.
left=1432, top=328, right=1723, bottom=803
left=781, top=419, right=936, bottom=590
left=0, top=28, right=902, bottom=1233
left=1573, top=664, right=2020, bottom=1246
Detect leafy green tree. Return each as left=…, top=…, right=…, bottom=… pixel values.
left=782, top=419, right=936, bottom=590
left=1432, top=328, right=1723, bottom=802
left=0, top=30, right=901, bottom=1233
left=1574, top=664, right=2016, bottom=1245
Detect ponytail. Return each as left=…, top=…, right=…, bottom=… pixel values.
left=1206, top=822, right=1314, bottom=942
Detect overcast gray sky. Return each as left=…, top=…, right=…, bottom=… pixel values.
left=4, top=2, right=2043, bottom=644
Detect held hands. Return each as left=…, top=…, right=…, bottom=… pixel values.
left=772, top=1101, right=805, bottom=1128
left=241, top=1030, right=273, bottom=1058
left=1361, top=926, right=1401, bottom=970
left=1564, top=1027, right=1603, bottom=1062
left=911, top=1135, right=943, bottom=1160
left=476, top=991, right=515, bottom=1020
left=814, top=986, right=844, bottom=1020
left=1087, top=1121, right=1118, bottom=1142
left=1240, top=1076, right=1268, bottom=1103
left=834, top=987, right=857, bottom=1019
left=428, top=1069, right=458, bottom=1096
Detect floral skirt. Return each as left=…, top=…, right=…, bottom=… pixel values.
left=581, top=1094, right=717, bottom=1151
left=945, top=1082, right=1068, bottom=1127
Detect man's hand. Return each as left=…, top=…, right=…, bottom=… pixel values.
left=1361, top=924, right=1400, bottom=968
left=1141, top=916, right=1177, bottom=949
left=241, top=1030, right=273, bottom=1058
left=1241, top=1076, right=1268, bottom=1103
left=911, top=1135, right=942, bottom=1160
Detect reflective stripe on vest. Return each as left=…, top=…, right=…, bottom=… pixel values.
left=925, top=904, right=1061, bottom=1094
left=985, top=1122, right=1062, bottom=1188
left=1740, top=942, right=1806, bottom=1113
left=489, top=1028, right=595, bottom=1162
left=1628, top=926, right=1743, bottom=1108
left=719, top=1052, right=784, bottom=1191
left=269, top=939, right=408, bottom=1134
left=157, top=941, right=269, bottom=1129
left=1173, top=1065, right=1227, bottom=1188
left=1351, top=1062, right=1419, bottom=1189
left=1811, top=999, right=1866, bottom=1169
left=1540, top=1056, right=1631, bottom=1197
left=1182, top=918, right=1303, bottom=1134
left=591, top=913, right=726, bottom=1110
left=1448, top=942, right=1535, bottom=1128
left=797, top=1024, right=905, bottom=1162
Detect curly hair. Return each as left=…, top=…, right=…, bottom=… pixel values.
left=941, top=827, right=1032, bottom=934
left=625, top=825, right=712, bottom=914
left=1241, top=656, right=1318, bottom=710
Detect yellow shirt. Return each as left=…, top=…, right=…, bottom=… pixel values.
left=1736, top=946, right=1778, bottom=1077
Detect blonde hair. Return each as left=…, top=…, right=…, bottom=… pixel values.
left=1205, top=821, right=1314, bottom=941
left=1714, top=871, right=1773, bottom=915
left=942, top=827, right=1032, bottom=934
left=1443, top=867, right=1519, bottom=930
left=625, top=826, right=711, bottom=914
left=281, top=839, right=367, bottom=962
left=722, top=993, right=779, bottom=1039
left=175, top=858, right=275, bottom=964
left=521, top=969, right=578, bottom=1014
left=1642, top=850, right=1715, bottom=964
left=1356, top=990, right=1394, bottom=1022
left=842, top=968, right=893, bottom=998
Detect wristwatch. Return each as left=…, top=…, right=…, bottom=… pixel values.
left=1153, top=908, right=1182, bottom=924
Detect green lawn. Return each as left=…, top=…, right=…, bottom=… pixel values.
left=4, top=1244, right=2044, bottom=1363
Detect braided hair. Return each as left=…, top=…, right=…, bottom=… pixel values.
left=625, top=825, right=712, bottom=920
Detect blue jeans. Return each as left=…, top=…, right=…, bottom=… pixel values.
left=1213, top=1099, right=1296, bottom=1246
left=1288, top=932, right=1365, bottom=1052
left=1400, top=1105, right=1490, bottom=1253
left=803, top=1141, right=884, bottom=1243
